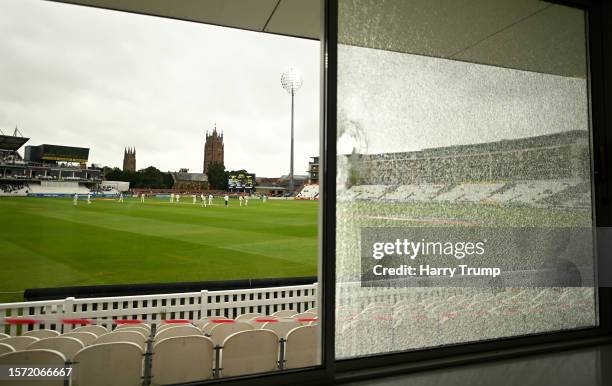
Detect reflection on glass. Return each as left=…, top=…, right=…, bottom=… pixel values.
left=336, top=0, right=597, bottom=359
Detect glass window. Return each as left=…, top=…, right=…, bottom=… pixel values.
left=335, top=0, right=597, bottom=359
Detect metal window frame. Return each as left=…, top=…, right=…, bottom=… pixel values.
left=39, top=0, right=612, bottom=385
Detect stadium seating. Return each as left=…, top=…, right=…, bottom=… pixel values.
left=72, top=325, right=108, bottom=337
left=0, top=349, right=67, bottom=386
left=155, top=325, right=201, bottom=341
left=27, top=336, right=84, bottom=361
left=207, top=323, right=252, bottom=346
left=296, top=184, right=319, bottom=200
left=94, top=331, right=147, bottom=351
left=22, top=329, right=61, bottom=339
left=62, top=331, right=98, bottom=346
left=151, top=335, right=214, bottom=385
left=284, top=325, right=319, bottom=369
left=72, top=342, right=144, bottom=386
left=433, top=183, right=505, bottom=203
left=0, top=336, right=39, bottom=351
left=0, top=332, right=9, bottom=340
left=261, top=320, right=302, bottom=340
left=220, top=330, right=279, bottom=378
left=0, top=343, right=15, bottom=355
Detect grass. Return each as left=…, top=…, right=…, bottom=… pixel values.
left=0, top=197, right=319, bottom=303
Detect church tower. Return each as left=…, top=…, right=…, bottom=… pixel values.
left=123, top=147, right=136, bottom=172
left=203, top=126, right=224, bottom=173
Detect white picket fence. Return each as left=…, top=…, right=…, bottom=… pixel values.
left=0, top=283, right=318, bottom=336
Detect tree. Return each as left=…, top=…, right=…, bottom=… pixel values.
left=207, top=162, right=227, bottom=190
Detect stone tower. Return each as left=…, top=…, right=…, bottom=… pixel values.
left=203, top=126, right=224, bottom=173
left=123, top=147, right=136, bottom=172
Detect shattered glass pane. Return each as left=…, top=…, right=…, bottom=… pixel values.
left=335, top=0, right=597, bottom=359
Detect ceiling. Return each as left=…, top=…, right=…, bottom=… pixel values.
left=54, top=0, right=587, bottom=77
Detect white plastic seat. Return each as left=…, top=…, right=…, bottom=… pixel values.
left=27, top=336, right=85, bottom=361
left=116, top=323, right=151, bottom=332
left=156, top=322, right=192, bottom=333
left=0, top=349, right=67, bottom=386
left=72, top=325, right=108, bottom=337
left=1, top=336, right=39, bottom=351
left=202, top=319, right=235, bottom=335
left=23, top=329, right=61, bottom=339
left=220, top=330, right=279, bottom=378
left=155, top=325, right=201, bottom=341
left=292, top=312, right=318, bottom=322
left=0, top=333, right=8, bottom=340
left=208, top=323, right=252, bottom=347
left=262, top=321, right=302, bottom=340
left=195, top=316, right=228, bottom=329
left=271, top=310, right=297, bottom=318
left=235, top=313, right=263, bottom=323
left=94, top=331, right=147, bottom=351
left=285, top=325, right=319, bottom=369
left=115, top=326, right=150, bottom=338
left=62, top=331, right=98, bottom=346
left=72, top=342, right=144, bottom=386
left=151, top=335, right=214, bottom=385
left=0, top=343, right=15, bottom=355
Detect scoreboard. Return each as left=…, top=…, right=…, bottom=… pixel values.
left=228, top=173, right=255, bottom=190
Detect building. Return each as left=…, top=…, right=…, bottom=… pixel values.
left=171, top=169, right=209, bottom=191
left=203, top=127, right=224, bottom=174
left=308, top=156, right=319, bottom=184
left=123, top=147, right=136, bottom=172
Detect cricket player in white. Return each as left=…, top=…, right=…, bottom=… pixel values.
left=141, top=193, right=145, bottom=203
left=176, top=194, right=180, bottom=203
left=192, top=194, right=197, bottom=204
left=208, top=194, right=213, bottom=206
left=87, top=193, right=91, bottom=204
left=239, top=195, right=243, bottom=206
left=244, top=195, right=249, bottom=206
left=224, top=194, right=229, bottom=207
left=119, top=193, right=124, bottom=203
left=73, top=193, right=78, bottom=206
left=201, top=193, right=206, bottom=207
left=170, top=193, right=174, bottom=203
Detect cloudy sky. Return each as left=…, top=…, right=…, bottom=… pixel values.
left=338, top=45, right=589, bottom=155
left=0, top=0, right=320, bottom=177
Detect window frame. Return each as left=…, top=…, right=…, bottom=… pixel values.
left=40, top=0, right=612, bottom=385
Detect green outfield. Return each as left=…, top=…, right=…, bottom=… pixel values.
left=0, top=197, right=319, bottom=303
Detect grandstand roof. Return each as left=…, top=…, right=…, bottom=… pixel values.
left=0, top=135, right=29, bottom=151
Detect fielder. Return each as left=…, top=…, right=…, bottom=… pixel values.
left=176, top=193, right=180, bottom=203
left=192, top=194, right=197, bottom=204
left=141, top=193, right=145, bottom=203
left=244, top=195, right=249, bottom=206
left=73, top=193, right=78, bottom=206
left=170, top=193, right=174, bottom=203
left=239, top=195, right=243, bottom=206
left=119, top=193, right=124, bottom=203
left=87, top=193, right=91, bottom=204
left=201, top=193, right=206, bottom=207
left=208, top=194, right=213, bottom=206
left=224, top=194, right=229, bottom=207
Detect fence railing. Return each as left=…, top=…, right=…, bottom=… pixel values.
left=0, top=283, right=318, bottom=336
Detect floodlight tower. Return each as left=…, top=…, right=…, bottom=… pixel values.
left=281, top=67, right=303, bottom=194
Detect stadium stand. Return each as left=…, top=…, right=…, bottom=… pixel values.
left=151, top=335, right=214, bottom=385
left=433, top=182, right=506, bottom=203
left=71, top=342, right=144, bottom=386
left=27, top=336, right=84, bottom=361
left=62, top=331, right=98, bottom=346
left=72, top=325, right=108, bottom=337
left=295, top=184, right=319, bottom=200
left=22, top=329, right=61, bottom=339
left=94, top=331, right=147, bottom=351
left=0, top=349, right=67, bottom=386
left=0, top=343, right=14, bottom=356
left=0, top=336, right=39, bottom=350
left=284, top=325, right=318, bottom=369
left=219, top=330, right=279, bottom=377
